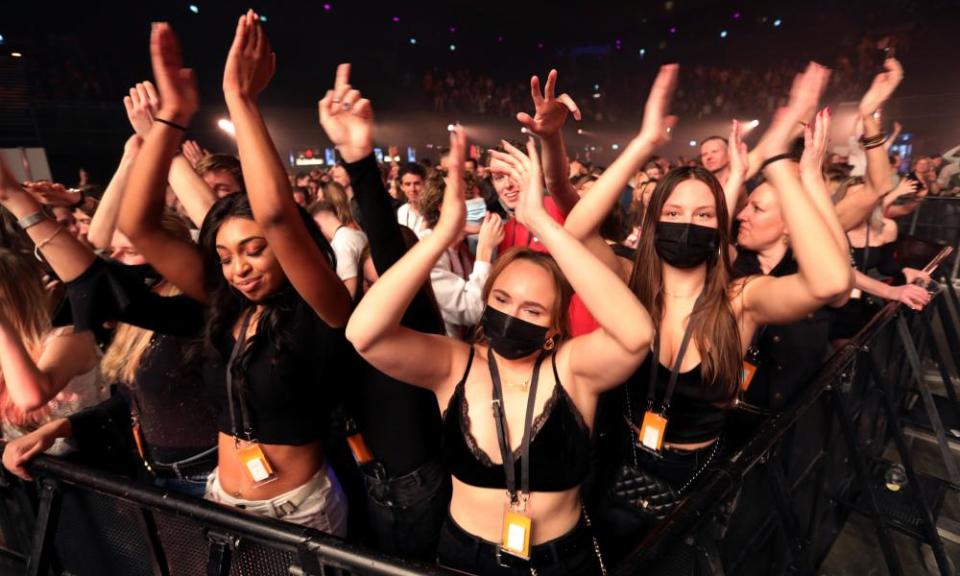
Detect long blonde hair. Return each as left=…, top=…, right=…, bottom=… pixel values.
left=0, top=250, right=53, bottom=427
left=101, top=211, right=191, bottom=386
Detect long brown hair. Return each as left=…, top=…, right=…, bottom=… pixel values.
left=319, top=181, right=357, bottom=227
left=474, top=248, right=573, bottom=342
left=628, top=166, right=741, bottom=399
left=0, top=250, right=53, bottom=427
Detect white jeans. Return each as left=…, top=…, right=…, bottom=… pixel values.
left=204, top=463, right=348, bottom=537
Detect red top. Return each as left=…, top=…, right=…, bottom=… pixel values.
left=498, top=197, right=600, bottom=337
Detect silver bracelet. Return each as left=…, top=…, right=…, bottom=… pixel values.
left=17, top=211, right=46, bottom=230
left=34, top=226, right=65, bottom=261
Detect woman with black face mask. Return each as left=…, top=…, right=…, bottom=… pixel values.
left=347, top=123, right=655, bottom=574
left=562, top=63, right=854, bottom=566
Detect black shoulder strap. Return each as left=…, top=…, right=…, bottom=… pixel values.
left=227, top=307, right=256, bottom=442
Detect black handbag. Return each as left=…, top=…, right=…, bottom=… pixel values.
left=610, top=461, right=680, bottom=521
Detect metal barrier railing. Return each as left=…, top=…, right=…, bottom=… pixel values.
left=906, top=196, right=960, bottom=281
left=0, top=259, right=957, bottom=576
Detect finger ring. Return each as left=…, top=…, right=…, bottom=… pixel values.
left=342, top=102, right=352, bottom=110
left=332, top=99, right=341, bottom=104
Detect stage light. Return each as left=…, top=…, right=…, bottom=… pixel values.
left=218, top=118, right=236, bottom=137
left=612, top=144, right=620, bottom=150
left=537, top=42, right=544, bottom=49
left=259, top=14, right=267, bottom=22
left=748, top=119, right=760, bottom=128
left=0, top=34, right=5, bottom=44
left=773, top=19, right=782, bottom=27
left=323, top=3, right=331, bottom=11
left=733, top=11, right=741, bottom=19
left=669, top=27, right=677, bottom=34
left=689, top=140, right=697, bottom=147
left=639, top=48, right=646, bottom=57
left=188, top=4, right=198, bottom=14
left=520, top=127, right=529, bottom=134
left=392, top=16, right=400, bottom=23
left=577, top=129, right=584, bottom=135
left=409, top=38, right=417, bottom=45
left=497, top=35, right=504, bottom=42
left=449, top=26, right=456, bottom=33
left=447, top=124, right=456, bottom=132
left=449, top=44, right=456, bottom=51
left=11, top=52, right=22, bottom=58
left=720, top=30, right=728, bottom=38
left=593, top=84, right=600, bottom=91
left=592, top=93, right=601, bottom=99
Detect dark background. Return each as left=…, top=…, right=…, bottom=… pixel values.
left=1, top=0, right=957, bottom=184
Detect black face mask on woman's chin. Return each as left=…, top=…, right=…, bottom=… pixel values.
left=122, top=262, right=163, bottom=288
left=480, top=306, right=549, bottom=360
left=654, top=222, right=720, bottom=269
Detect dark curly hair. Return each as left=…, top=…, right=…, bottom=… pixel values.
left=192, top=193, right=337, bottom=381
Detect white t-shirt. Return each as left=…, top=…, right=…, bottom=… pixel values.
left=330, top=226, right=368, bottom=281
left=397, top=203, right=428, bottom=235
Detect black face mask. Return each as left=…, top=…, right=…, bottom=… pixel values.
left=123, top=262, right=163, bottom=287
left=654, top=222, right=720, bottom=269
left=481, top=306, right=549, bottom=360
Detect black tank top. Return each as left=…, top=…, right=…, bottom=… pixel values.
left=441, top=347, right=591, bottom=492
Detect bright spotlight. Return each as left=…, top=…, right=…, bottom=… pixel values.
left=188, top=4, right=199, bottom=14
left=447, top=124, right=456, bottom=132
left=217, top=118, right=236, bottom=137
left=577, top=128, right=584, bottom=135
left=689, top=140, right=697, bottom=147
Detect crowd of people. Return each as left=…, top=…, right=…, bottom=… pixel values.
left=0, top=11, right=952, bottom=576
left=423, top=32, right=910, bottom=123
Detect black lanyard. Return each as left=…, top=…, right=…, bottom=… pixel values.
left=646, top=296, right=702, bottom=415
left=488, top=349, right=547, bottom=506
left=227, top=307, right=256, bottom=444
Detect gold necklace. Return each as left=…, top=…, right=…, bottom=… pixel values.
left=506, top=378, right=531, bottom=392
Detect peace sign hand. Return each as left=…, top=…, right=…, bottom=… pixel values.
left=318, top=63, right=374, bottom=164
left=516, top=69, right=581, bottom=138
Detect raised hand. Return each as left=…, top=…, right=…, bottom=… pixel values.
left=516, top=69, right=581, bottom=138
left=476, top=212, right=505, bottom=261
left=318, top=63, right=374, bottom=163
left=123, top=81, right=160, bottom=138
left=756, top=62, right=829, bottom=160
left=859, top=58, right=903, bottom=117
left=223, top=10, right=276, bottom=101
left=22, top=181, right=82, bottom=207
left=637, top=64, right=679, bottom=148
left=727, top=119, right=749, bottom=182
left=488, top=139, right=546, bottom=227
left=181, top=139, right=209, bottom=168
left=800, top=108, right=832, bottom=177
left=149, top=23, right=198, bottom=127
left=432, top=127, right=467, bottom=243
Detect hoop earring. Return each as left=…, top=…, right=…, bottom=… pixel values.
left=543, top=337, right=556, bottom=351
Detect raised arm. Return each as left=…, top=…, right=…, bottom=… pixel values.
left=742, top=63, right=853, bottom=326
left=0, top=159, right=96, bottom=281
left=118, top=23, right=206, bottom=303
left=800, top=109, right=849, bottom=256
left=223, top=11, right=349, bottom=326
left=346, top=129, right=470, bottom=392
left=859, top=59, right=903, bottom=200
left=86, top=136, right=141, bottom=250
left=0, top=314, right=98, bottom=412
left=723, top=119, right=749, bottom=229
left=564, top=64, right=677, bottom=241
left=490, top=140, right=653, bottom=397
left=516, top=69, right=581, bottom=215
left=124, top=79, right=216, bottom=227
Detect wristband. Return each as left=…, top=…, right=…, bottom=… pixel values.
left=68, top=190, right=85, bottom=210
left=760, top=153, right=794, bottom=172
left=155, top=117, right=188, bottom=131
left=17, top=211, right=47, bottom=230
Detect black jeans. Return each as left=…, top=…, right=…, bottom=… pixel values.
left=437, top=513, right=604, bottom=576
left=360, top=458, right=450, bottom=560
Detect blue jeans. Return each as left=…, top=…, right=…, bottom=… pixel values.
left=154, top=473, right=208, bottom=499
left=360, top=458, right=450, bottom=560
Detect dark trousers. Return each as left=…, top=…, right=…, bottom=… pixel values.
left=360, top=458, right=450, bottom=560
left=437, top=513, right=604, bottom=576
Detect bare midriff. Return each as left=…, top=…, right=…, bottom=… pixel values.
left=215, top=433, right=324, bottom=500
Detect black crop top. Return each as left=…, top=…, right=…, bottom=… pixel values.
left=205, top=291, right=349, bottom=445
left=440, top=347, right=591, bottom=492
left=624, top=356, right=728, bottom=444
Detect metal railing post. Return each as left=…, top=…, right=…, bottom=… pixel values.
left=26, top=479, right=62, bottom=576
